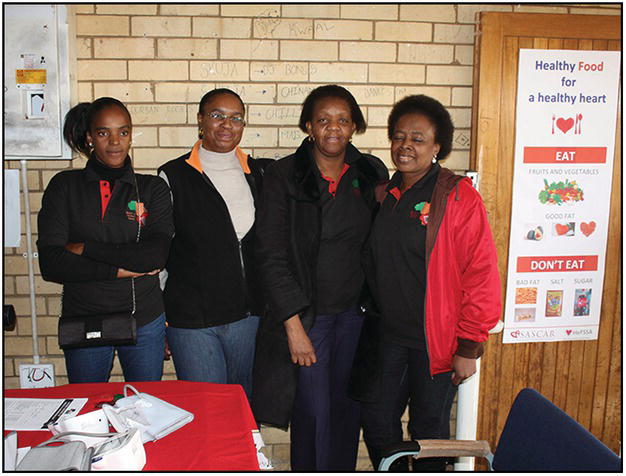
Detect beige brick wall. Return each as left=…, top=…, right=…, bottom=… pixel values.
left=3, top=3, right=620, bottom=471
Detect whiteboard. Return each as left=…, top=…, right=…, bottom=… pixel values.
left=3, top=4, right=71, bottom=159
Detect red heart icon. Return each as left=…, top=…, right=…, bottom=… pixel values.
left=556, top=117, right=574, bottom=134
left=580, top=221, right=596, bottom=237
left=555, top=223, right=570, bottom=236
left=566, top=330, right=572, bottom=335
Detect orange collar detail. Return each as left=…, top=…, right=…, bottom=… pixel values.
left=185, top=141, right=203, bottom=173
left=185, top=141, right=250, bottom=174
left=236, top=146, right=251, bottom=174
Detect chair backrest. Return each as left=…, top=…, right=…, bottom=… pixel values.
left=492, top=388, right=621, bottom=471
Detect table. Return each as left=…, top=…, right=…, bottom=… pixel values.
left=4, top=380, right=260, bottom=471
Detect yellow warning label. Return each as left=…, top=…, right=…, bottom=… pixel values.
left=16, top=69, right=47, bottom=84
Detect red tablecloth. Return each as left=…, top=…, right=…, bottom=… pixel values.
left=4, top=380, right=260, bottom=471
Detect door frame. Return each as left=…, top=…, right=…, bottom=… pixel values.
left=470, top=11, right=621, bottom=453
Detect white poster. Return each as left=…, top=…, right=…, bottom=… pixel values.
left=503, top=49, right=620, bottom=344
left=4, top=169, right=21, bottom=247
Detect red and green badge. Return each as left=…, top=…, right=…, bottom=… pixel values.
left=414, top=201, right=430, bottom=226
left=126, top=200, right=148, bottom=226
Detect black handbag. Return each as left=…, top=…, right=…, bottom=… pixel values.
left=58, top=274, right=138, bottom=349
left=58, top=311, right=137, bottom=349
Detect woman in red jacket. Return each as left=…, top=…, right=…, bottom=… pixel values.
left=359, top=95, right=501, bottom=471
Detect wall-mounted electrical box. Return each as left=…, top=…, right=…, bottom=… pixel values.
left=4, top=4, right=71, bottom=159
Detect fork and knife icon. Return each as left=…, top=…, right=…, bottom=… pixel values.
left=574, top=113, right=583, bottom=134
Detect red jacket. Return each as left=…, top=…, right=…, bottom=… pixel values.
left=424, top=168, right=502, bottom=375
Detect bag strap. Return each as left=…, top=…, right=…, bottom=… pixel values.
left=123, top=384, right=141, bottom=398
left=130, top=171, right=141, bottom=317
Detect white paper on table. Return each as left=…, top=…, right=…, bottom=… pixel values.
left=4, top=398, right=88, bottom=431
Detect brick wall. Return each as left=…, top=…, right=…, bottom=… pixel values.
left=3, top=3, right=620, bottom=470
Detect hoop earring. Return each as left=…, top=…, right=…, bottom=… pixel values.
left=88, top=142, right=93, bottom=148
left=198, top=127, right=203, bottom=139
left=308, top=135, right=314, bottom=143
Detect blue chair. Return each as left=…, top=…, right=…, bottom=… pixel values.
left=378, top=388, right=622, bottom=471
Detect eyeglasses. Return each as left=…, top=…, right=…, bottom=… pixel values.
left=208, top=112, right=246, bottom=127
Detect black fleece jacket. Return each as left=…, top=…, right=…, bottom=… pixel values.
left=158, top=151, right=272, bottom=328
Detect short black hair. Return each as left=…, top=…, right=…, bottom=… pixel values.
left=387, top=95, right=454, bottom=161
left=63, top=97, right=131, bottom=158
left=198, top=88, right=245, bottom=115
left=298, top=84, right=366, bottom=134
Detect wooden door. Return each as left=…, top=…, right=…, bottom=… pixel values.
left=471, top=12, right=621, bottom=454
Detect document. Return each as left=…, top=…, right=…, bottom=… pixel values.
left=4, top=398, right=88, bottom=431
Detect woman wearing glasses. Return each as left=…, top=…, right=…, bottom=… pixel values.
left=158, top=88, right=271, bottom=398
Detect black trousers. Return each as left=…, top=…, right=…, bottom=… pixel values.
left=360, top=342, right=458, bottom=471
left=290, top=308, right=364, bottom=471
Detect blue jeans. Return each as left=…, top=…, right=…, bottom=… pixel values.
left=64, top=312, right=166, bottom=384
left=290, top=308, right=364, bottom=471
left=166, top=315, right=259, bottom=399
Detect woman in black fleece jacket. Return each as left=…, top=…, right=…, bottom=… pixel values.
left=37, top=97, right=173, bottom=383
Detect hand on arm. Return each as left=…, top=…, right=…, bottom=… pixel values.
left=284, top=314, right=317, bottom=367
left=116, top=267, right=160, bottom=278
left=64, top=242, right=85, bottom=255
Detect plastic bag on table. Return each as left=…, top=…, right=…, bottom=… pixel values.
left=102, top=384, right=193, bottom=443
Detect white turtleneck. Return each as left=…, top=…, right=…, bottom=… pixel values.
left=197, top=146, right=255, bottom=240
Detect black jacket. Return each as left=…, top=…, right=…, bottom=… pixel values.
left=158, top=145, right=273, bottom=328
left=252, top=139, right=388, bottom=429
left=37, top=158, right=174, bottom=327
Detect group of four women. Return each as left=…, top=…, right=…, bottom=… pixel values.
left=38, top=85, right=501, bottom=471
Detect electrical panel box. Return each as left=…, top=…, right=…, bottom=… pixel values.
left=4, top=4, right=71, bottom=159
